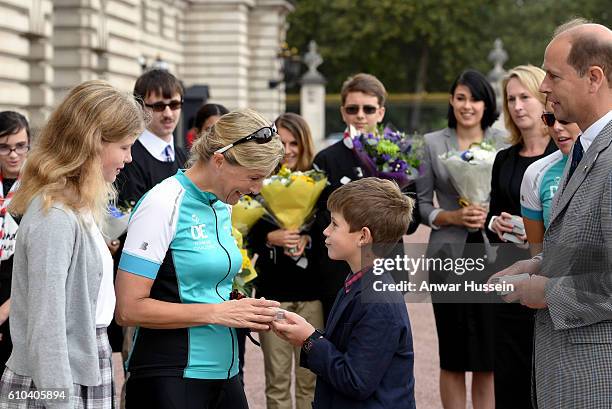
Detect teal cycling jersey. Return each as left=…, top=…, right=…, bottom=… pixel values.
left=520, top=150, right=568, bottom=229
left=119, top=170, right=242, bottom=379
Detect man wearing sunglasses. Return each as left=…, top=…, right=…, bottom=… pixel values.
left=311, top=73, right=420, bottom=323
left=116, top=69, right=188, bottom=206
left=310, top=74, right=387, bottom=323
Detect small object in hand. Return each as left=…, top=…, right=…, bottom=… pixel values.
left=275, top=309, right=286, bottom=321
left=508, top=215, right=525, bottom=235
left=229, top=289, right=246, bottom=300
left=490, top=273, right=531, bottom=295
left=502, top=232, right=525, bottom=244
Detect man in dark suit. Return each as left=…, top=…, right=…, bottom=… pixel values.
left=312, top=73, right=419, bottom=322
left=116, top=69, right=188, bottom=207
left=490, top=20, right=612, bottom=408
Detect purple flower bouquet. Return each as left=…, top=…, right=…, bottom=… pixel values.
left=352, top=126, right=423, bottom=189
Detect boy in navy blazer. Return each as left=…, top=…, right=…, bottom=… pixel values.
left=273, top=177, right=417, bottom=409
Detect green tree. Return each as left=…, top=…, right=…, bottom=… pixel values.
left=287, top=0, right=611, bottom=94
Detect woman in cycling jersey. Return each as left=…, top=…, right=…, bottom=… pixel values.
left=116, top=108, right=284, bottom=409
left=520, top=99, right=581, bottom=255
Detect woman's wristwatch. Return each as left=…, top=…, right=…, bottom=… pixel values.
left=302, top=329, right=325, bottom=353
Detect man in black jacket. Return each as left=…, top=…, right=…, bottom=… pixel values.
left=312, top=73, right=420, bottom=321
left=117, top=69, right=188, bottom=207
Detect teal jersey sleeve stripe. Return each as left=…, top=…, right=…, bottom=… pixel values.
left=521, top=205, right=543, bottom=221
left=119, top=251, right=160, bottom=279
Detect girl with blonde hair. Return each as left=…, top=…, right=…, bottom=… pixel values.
left=115, top=108, right=284, bottom=409
left=0, top=80, right=145, bottom=408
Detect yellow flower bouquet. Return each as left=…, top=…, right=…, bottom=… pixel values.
left=231, top=195, right=267, bottom=236
left=230, top=196, right=266, bottom=296
left=231, top=226, right=259, bottom=295
left=260, top=165, right=327, bottom=231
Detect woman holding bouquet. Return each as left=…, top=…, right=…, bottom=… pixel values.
left=486, top=65, right=557, bottom=409
left=115, top=109, right=284, bottom=409
left=0, top=111, right=30, bottom=367
left=248, top=112, right=324, bottom=409
left=415, top=69, right=506, bottom=409
left=0, top=80, right=144, bottom=408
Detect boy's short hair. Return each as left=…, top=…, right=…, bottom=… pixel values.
left=134, top=69, right=184, bottom=101
left=340, top=73, right=387, bottom=107
left=328, top=178, right=413, bottom=246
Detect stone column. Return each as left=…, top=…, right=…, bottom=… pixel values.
left=247, top=0, right=293, bottom=120
left=183, top=0, right=254, bottom=110
left=300, top=41, right=326, bottom=149
left=137, top=0, right=184, bottom=86
left=0, top=0, right=53, bottom=129
left=52, top=0, right=102, bottom=101
left=24, top=0, right=54, bottom=127
left=53, top=0, right=185, bottom=97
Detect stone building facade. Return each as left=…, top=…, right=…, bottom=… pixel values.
left=0, top=0, right=293, bottom=133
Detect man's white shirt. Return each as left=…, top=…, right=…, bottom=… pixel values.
left=580, top=110, right=612, bottom=152
left=139, top=128, right=176, bottom=162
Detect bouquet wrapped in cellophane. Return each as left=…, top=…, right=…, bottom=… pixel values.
left=103, top=200, right=135, bottom=241
left=231, top=195, right=267, bottom=236
left=259, top=166, right=327, bottom=231
left=230, top=195, right=267, bottom=296
left=352, top=125, right=424, bottom=189
left=231, top=226, right=258, bottom=296
left=438, top=141, right=498, bottom=209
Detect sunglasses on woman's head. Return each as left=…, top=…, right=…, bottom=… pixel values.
left=343, top=104, right=378, bottom=115
left=214, top=124, right=277, bottom=154
left=541, top=112, right=570, bottom=127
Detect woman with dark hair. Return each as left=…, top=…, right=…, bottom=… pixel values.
left=0, top=111, right=30, bottom=367
left=415, top=69, right=507, bottom=409
left=195, top=103, right=229, bottom=134
left=486, top=65, right=557, bottom=409
left=186, top=103, right=230, bottom=148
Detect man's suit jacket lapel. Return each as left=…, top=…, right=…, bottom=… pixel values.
left=325, top=285, right=360, bottom=336
left=549, top=123, right=612, bottom=226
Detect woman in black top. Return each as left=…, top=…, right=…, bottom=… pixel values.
left=486, top=65, right=557, bottom=409
left=0, top=111, right=30, bottom=366
left=248, top=113, right=323, bottom=409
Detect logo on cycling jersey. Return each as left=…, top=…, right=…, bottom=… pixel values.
left=191, top=223, right=208, bottom=240
left=549, top=176, right=561, bottom=198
